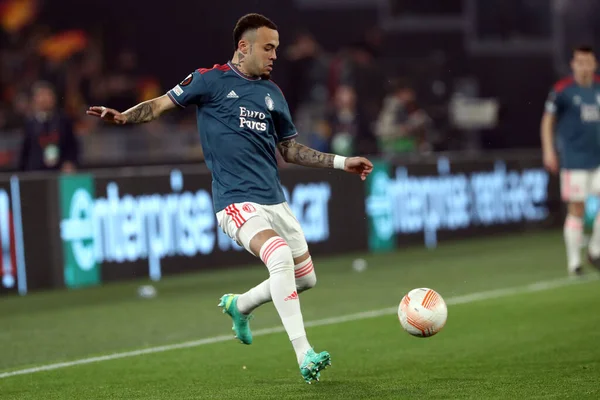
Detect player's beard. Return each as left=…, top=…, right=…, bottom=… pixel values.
left=248, top=60, right=270, bottom=79
left=260, top=62, right=272, bottom=80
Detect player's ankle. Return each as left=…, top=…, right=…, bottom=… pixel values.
left=291, top=335, right=312, bottom=364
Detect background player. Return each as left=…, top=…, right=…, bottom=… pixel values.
left=86, top=13, right=373, bottom=383
left=541, top=45, right=600, bottom=276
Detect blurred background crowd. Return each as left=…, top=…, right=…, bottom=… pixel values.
left=1, top=0, right=599, bottom=172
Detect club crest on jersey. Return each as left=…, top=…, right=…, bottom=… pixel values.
left=265, top=94, right=275, bottom=111
left=180, top=74, right=193, bottom=87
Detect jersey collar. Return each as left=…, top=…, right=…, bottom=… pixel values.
left=227, top=61, right=260, bottom=81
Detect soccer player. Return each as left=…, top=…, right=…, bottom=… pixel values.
left=86, top=13, right=373, bottom=383
left=541, top=45, right=600, bottom=276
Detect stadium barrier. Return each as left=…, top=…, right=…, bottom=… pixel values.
left=0, top=152, right=562, bottom=296
left=365, top=154, right=561, bottom=251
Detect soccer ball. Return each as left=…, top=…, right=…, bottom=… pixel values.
left=398, top=288, right=448, bottom=337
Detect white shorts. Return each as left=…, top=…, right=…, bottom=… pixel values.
left=561, top=168, right=600, bottom=202
left=216, top=201, right=309, bottom=258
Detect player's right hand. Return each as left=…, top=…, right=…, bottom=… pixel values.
left=543, top=151, right=559, bottom=174
left=86, top=106, right=127, bottom=125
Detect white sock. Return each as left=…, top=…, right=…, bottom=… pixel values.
left=564, top=215, right=583, bottom=271
left=260, top=237, right=311, bottom=364
left=588, top=213, right=600, bottom=258
left=236, top=257, right=317, bottom=314
left=291, top=337, right=312, bottom=364
left=236, top=280, right=271, bottom=315
left=294, top=257, right=317, bottom=292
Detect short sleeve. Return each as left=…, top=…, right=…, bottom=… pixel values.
left=273, top=96, right=298, bottom=142
left=545, top=89, right=563, bottom=114
left=167, top=70, right=209, bottom=108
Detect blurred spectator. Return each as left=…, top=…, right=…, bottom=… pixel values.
left=283, top=31, right=331, bottom=142
left=284, top=31, right=330, bottom=115
left=328, top=42, right=383, bottom=154
left=18, top=81, right=79, bottom=172
left=325, top=85, right=360, bottom=156
left=375, top=79, right=433, bottom=156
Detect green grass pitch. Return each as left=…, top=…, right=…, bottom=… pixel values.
left=0, top=230, right=599, bottom=399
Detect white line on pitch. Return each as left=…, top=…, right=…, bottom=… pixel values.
left=0, top=275, right=595, bottom=379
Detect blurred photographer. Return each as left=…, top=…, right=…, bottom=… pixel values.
left=375, top=79, right=433, bottom=156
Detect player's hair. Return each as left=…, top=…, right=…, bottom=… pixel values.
left=233, top=13, right=278, bottom=51
left=573, top=45, right=595, bottom=56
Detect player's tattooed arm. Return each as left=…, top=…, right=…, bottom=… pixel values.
left=279, top=138, right=374, bottom=179
left=277, top=139, right=334, bottom=168
left=87, top=95, right=176, bottom=125
left=123, top=95, right=176, bottom=124
left=122, top=102, right=155, bottom=123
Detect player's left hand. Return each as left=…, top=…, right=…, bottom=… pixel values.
left=344, top=157, right=373, bottom=181
left=86, top=106, right=127, bottom=125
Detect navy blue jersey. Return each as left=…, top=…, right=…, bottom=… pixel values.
left=167, top=62, right=297, bottom=212
left=545, top=76, right=600, bottom=169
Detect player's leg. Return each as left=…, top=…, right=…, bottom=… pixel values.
left=234, top=205, right=317, bottom=316
left=586, top=167, right=600, bottom=271
left=292, top=251, right=317, bottom=293
left=565, top=201, right=585, bottom=275
left=217, top=202, right=323, bottom=377
left=216, top=205, right=266, bottom=345
left=236, top=251, right=316, bottom=315
left=272, top=202, right=317, bottom=292
left=219, top=216, right=300, bottom=348
left=266, top=201, right=329, bottom=383
left=286, top=249, right=330, bottom=383
left=561, top=170, right=587, bottom=275
left=242, top=224, right=327, bottom=380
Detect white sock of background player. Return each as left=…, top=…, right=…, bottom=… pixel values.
left=564, top=214, right=583, bottom=271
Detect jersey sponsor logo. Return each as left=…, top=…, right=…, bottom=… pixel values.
left=180, top=74, right=193, bottom=87
left=239, top=106, right=268, bottom=132
left=227, top=90, right=239, bottom=99
left=265, top=94, right=275, bottom=111
left=580, top=104, right=600, bottom=122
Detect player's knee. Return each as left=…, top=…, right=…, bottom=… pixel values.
left=296, top=271, right=317, bottom=292
left=568, top=202, right=585, bottom=218
left=294, top=256, right=317, bottom=292
left=258, top=236, right=294, bottom=276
